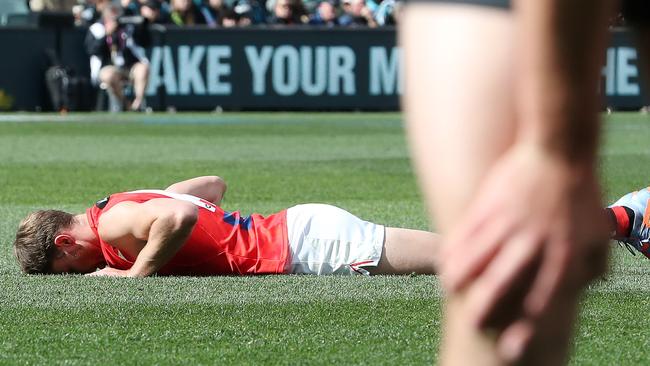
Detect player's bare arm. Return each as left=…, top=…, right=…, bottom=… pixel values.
left=91, top=199, right=198, bottom=277
left=165, top=176, right=227, bottom=205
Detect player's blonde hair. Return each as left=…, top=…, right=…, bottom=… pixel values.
left=13, top=210, right=74, bottom=274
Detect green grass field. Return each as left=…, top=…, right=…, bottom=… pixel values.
left=0, top=112, right=648, bottom=365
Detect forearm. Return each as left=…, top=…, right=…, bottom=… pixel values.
left=513, top=0, right=614, bottom=164
left=166, top=176, right=227, bottom=205
left=127, top=212, right=197, bottom=277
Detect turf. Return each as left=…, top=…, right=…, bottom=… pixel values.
left=0, top=112, right=648, bottom=365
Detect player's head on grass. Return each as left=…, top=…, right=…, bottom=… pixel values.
left=13, top=210, right=102, bottom=275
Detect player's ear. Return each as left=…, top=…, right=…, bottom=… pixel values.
left=54, top=234, right=75, bottom=248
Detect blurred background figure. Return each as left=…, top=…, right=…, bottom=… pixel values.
left=308, top=0, right=339, bottom=26
left=76, top=0, right=112, bottom=26
left=201, top=0, right=230, bottom=27
left=201, top=0, right=264, bottom=27
left=221, top=1, right=259, bottom=27
left=266, top=0, right=307, bottom=25
left=120, top=0, right=140, bottom=15
left=29, top=0, right=76, bottom=12
left=140, top=0, right=170, bottom=24
left=374, top=0, right=402, bottom=26
left=85, top=4, right=150, bottom=111
left=169, top=0, right=206, bottom=26
left=301, top=0, right=319, bottom=15
left=339, top=0, right=376, bottom=27
left=234, top=0, right=266, bottom=25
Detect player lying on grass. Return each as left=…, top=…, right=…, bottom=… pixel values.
left=13, top=176, right=440, bottom=277
left=12, top=175, right=650, bottom=277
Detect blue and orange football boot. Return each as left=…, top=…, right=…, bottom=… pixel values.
left=609, top=187, right=650, bottom=259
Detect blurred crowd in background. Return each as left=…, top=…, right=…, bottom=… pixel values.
left=0, top=0, right=402, bottom=113
left=6, top=0, right=631, bottom=114
left=25, top=0, right=402, bottom=28
left=21, top=0, right=636, bottom=29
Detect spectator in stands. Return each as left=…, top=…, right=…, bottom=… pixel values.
left=365, top=0, right=380, bottom=14
left=140, top=0, right=170, bottom=24
left=266, top=0, right=307, bottom=25
left=77, top=0, right=112, bottom=26
left=374, top=0, right=402, bottom=26
left=220, top=2, right=259, bottom=27
left=221, top=8, right=238, bottom=27
left=29, top=0, right=76, bottom=12
left=121, top=0, right=140, bottom=16
left=85, top=4, right=150, bottom=111
left=308, top=0, right=339, bottom=26
left=201, top=0, right=229, bottom=27
left=234, top=0, right=267, bottom=25
left=169, top=0, right=206, bottom=26
left=118, top=0, right=172, bottom=19
left=302, top=0, right=320, bottom=14
left=339, top=0, right=377, bottom=27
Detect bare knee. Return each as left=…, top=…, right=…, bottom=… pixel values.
left=99, top=66, right=123, bottom=90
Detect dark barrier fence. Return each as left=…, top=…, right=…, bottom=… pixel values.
left=0, top=26, right=646, bottom=111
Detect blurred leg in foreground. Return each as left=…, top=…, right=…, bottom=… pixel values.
left=401, top=1, right=614, bottom=364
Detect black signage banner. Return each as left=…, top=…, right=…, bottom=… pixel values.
left=143, top=28, right=400, bottom=110
left=0, top=27, right=647, bottom=111
left=0, top=28, right=55, bottom=111
left=601, top=29, right=648, bottom=109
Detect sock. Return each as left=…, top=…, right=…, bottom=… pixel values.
left=607, top=206, right=634, bottom=238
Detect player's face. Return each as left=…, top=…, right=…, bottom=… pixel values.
left=50, top=243, right=104, bottom=274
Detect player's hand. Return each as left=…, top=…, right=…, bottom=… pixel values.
left=85, top=266, right=130, bottom=277
left=439, top=142, right=609, bottom=359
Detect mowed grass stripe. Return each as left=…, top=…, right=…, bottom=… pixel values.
left=0, top=159, right=420, bottom=206
left=0, top=276, right=443, bottom=307
left=0, top=299, right=440, bottom=365
left=0, top=134, right=407, bottom=164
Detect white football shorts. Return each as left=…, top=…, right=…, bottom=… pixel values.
left=285, top=204, right=385, bottom=275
